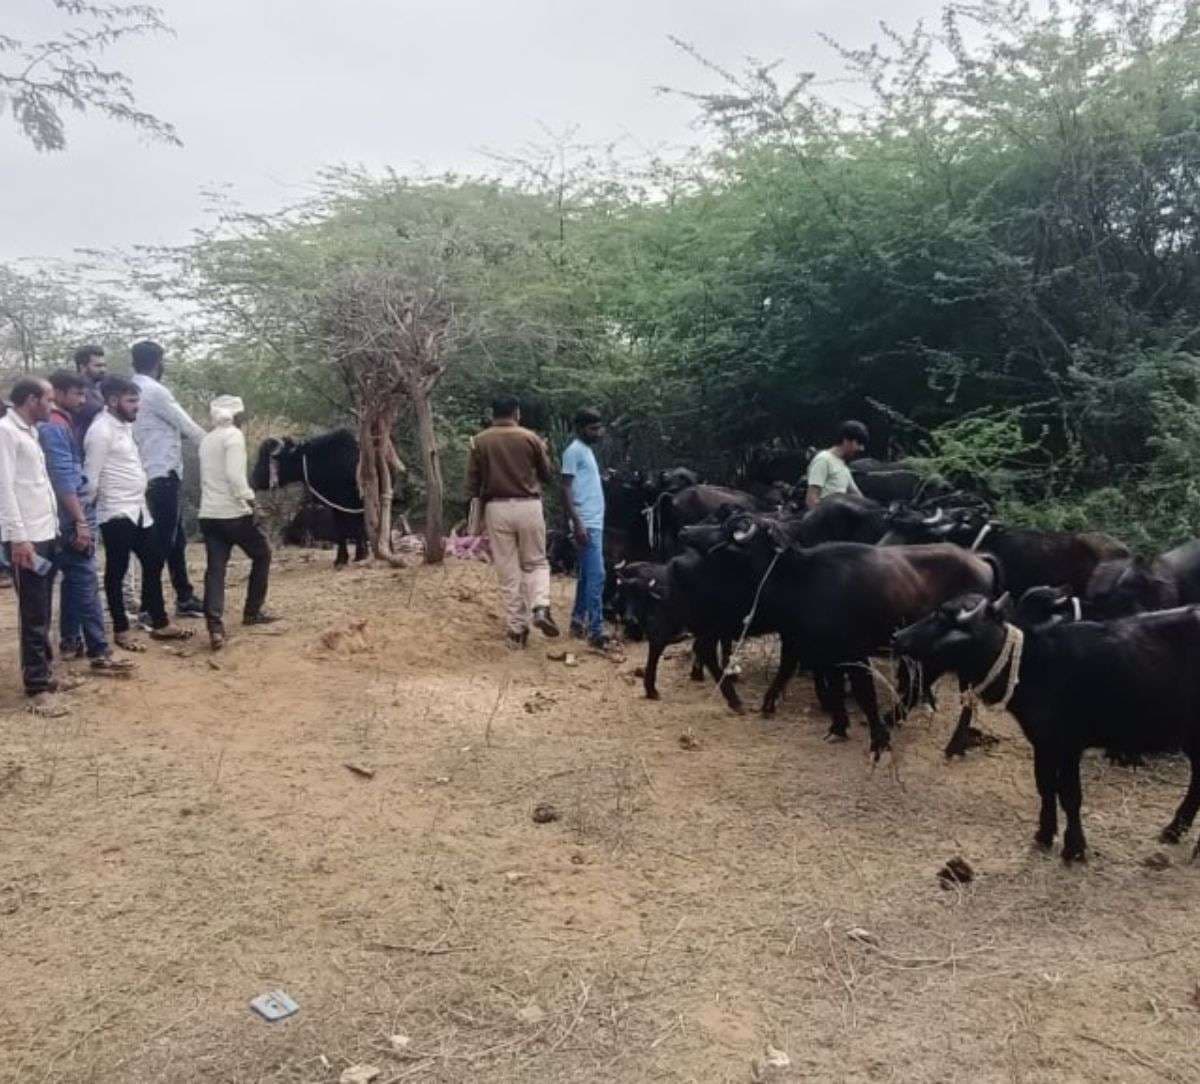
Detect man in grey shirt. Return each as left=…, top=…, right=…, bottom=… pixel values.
left=130, top=340, right=206, bottom=618
left=805, top=420, right=868, bottom=509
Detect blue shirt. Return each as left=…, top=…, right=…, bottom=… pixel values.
left=39, top=409, right=92, bottom=533
left=561, top=438, right=605, bottom=530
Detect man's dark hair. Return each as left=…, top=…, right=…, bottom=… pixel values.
left=573, top=407, right=603, bottom=430
left=492, top=395, right=520, bottom=419
left=10, top=377, right=50, bottom=407
left=839, top=420, right=870, bottom=446
left=49, top=369, right=87, bottom=395
left=73, top=344, right=104, bottom=371
left=130, top=340, right=164, bottom=374
left=100, top=375, right=140, bottom=401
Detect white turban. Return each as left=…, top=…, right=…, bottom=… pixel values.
left=210, top=394, right=245, bottom=426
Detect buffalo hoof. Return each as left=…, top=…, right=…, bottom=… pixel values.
left=1160, top=824, right=1183, bottom=845
left=825, top=728, right=849, bottom=743
left=1033, top=829, right=1055, bottom=852
left=729, top=702, right=746, bottom=716
left=760, top=703, right=776, bottom=718
left=689, top=669, right=705, bottom=683
left=1061, top=845, right=1088, bottom=864
left=645, top=690, right=660, bottom=702
left=944, top=741, right=968, bottom=760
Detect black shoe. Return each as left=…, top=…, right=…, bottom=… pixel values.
left=569, top=621, right=586, bottom=639
left=588, top=634, right=613, bottom=651
left=532, top=607, right=560, bottom=638
left=175, top=597, right=204, bottom=618
left=505, top=629, right=529, bottom=651
left=243, top=611, right=281, bottom=626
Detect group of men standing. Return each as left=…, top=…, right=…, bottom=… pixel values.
left=0, top=342, right=276, bottom=714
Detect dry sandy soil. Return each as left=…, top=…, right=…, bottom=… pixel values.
left=2, top=550, right=1199, bottom=1083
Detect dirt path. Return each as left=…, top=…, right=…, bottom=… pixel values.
left=1, top=552, right=1198, bottom=1083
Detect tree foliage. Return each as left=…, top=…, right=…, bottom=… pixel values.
left=1, top=1, right=179, bottom=152
left=18, top=0, right=1200, bottom=550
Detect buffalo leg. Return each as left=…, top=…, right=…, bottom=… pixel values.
left=696, top=635, right=743, bottom=713
left=761, top=637, right=801, bottom=716
left=354, top=515, right=369, bottom=561
left=689, top=644, right=705, bottom=682
left=1162, top=749, right=1200, bottom=845
left=1032, top=745, right=1058, bottom=850
left=847, top=664, right=888, bottom=755
left=1057, top=752, right=1087, bottom=862
left=644, top=635, right=666, bottom=701
left=814, top=669, right=850, bottom=737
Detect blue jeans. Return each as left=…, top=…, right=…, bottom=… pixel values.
left=56, top=529, right=109, bottom=658
left=571, top=528, right=605, bottom=639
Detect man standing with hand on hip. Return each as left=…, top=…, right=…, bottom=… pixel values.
left=130, top=339, right=206, bottom=620
left=466, top=395, right=560, bottom=650
left=560, top=408, right=608, bottom=649
left=198, top=395, right=277, bottom=651
left=0, top=378, right=66, bottom=710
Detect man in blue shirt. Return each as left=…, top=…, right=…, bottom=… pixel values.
left=39, top=370, right=133, bottom=675
left=559, top=408, right=607, bottom=648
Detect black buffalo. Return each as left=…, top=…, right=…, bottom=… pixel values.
left=895, top=594, right=1200, bottom=862
left=1084, top=540, right=1200, bottom=619
left=880, top=507, right=1129, bottom=597
left=849, top=459, right=948, bottom=504
left=252, top=430, right=368, bottom=567
left=794, top=494, right=888, bottom=545
left=652, top=512, right=998, bottom=753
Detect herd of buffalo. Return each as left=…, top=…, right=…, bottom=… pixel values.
left=255, top=433, right=1200, bottom=866
left=588, top=449, right=1200, bottom=867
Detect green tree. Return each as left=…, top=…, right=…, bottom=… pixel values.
left=2, top=0, right=179, bottom=151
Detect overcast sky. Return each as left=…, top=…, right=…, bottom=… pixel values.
left=4, top=0, right=947, bottom=262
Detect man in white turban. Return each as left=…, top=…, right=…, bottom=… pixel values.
left=198, top=395, right=277, bottom=650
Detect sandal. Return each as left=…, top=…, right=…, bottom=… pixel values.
left=91, top=656, right=136, bottom=676
left=48, top=674, right=87, bottom=693
left=115, top=633, right=146, bottom=653
left=27, top=693, right=70, bottom=718
left=149, top=626, right=195, bottom=642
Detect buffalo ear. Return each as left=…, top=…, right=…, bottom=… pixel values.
left=988, top=591, right=1012, bottom=617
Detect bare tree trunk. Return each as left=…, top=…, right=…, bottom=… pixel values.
left=412, top=390, right=445, bottom=564
left=377, top=419, right=395, bottom=559
left=356, top=414, right=384, bottom=560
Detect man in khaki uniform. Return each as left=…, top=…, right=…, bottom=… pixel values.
left=466, top=396, right=561, bottom=649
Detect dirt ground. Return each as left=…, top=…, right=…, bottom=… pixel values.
left=2, top=550, right=1199, bottom=1084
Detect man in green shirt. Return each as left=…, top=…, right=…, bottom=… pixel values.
left=805, top=420, right=869, bottom=509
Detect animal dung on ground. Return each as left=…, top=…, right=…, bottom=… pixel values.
left=344, top=762, right=376, bottom=780
left=318, top=618, right=372, bottom=654
left=845, top=926, right=879, bottom=947
left=679, top=732, right=701, bottom=751
left=938, top=856, right=975, bottom=888
left=532, top=802, right=560, bottom=824
left=249, top=989, right=300, bottom=1022
left=546, top=650, right=567, bottom=662
left=751, top=1045, right=792, bottom=1081
left=524, top=691, right=556, bottom=713
left=339, top=1067, right=380, bottom=1084
left=516, top=1002, right=546, bottom=1025
left=1142, top=851, right=1172, bottom=871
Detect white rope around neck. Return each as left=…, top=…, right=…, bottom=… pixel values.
left=962, top=622, right=1024, bottom=712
